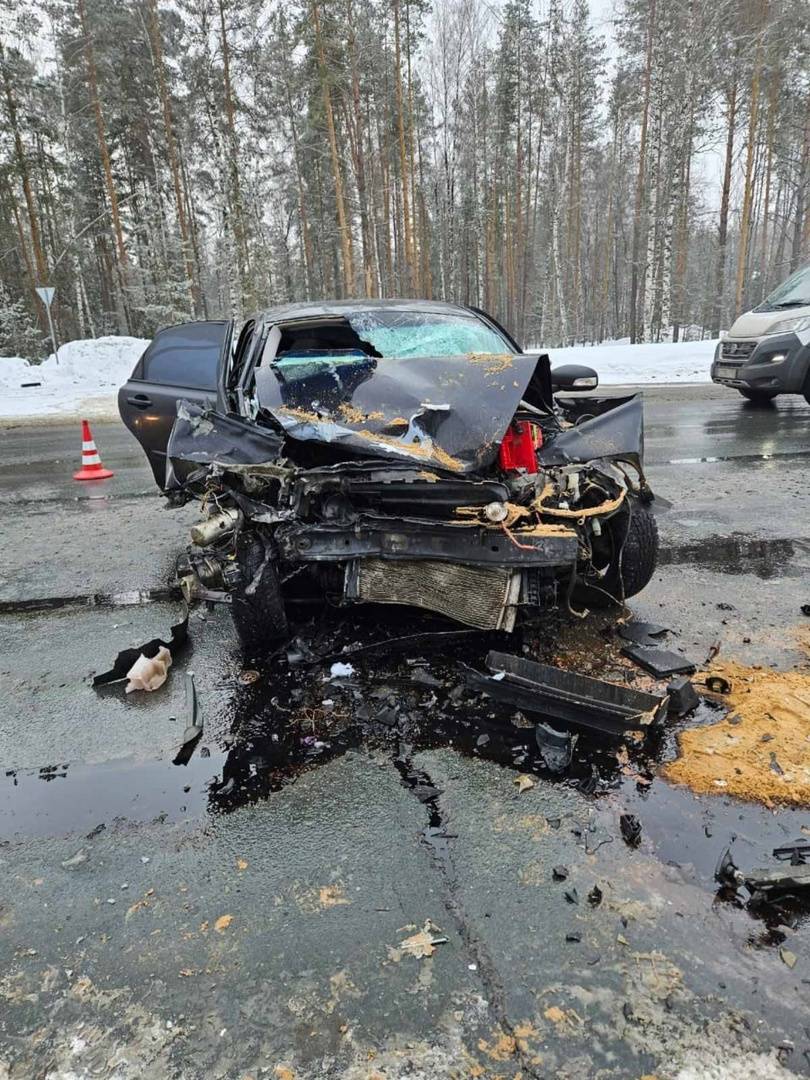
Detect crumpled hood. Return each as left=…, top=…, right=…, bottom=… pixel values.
left=253, top=351, right=550, bottom=474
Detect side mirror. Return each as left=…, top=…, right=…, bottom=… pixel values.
left=550, top=364, right=599, bottom=392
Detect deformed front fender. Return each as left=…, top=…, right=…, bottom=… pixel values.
left=537, top=395, right=645, bottom=473
left=164, top=400, right=284, bottom=489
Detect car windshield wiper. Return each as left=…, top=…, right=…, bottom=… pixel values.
left=771, top=299, right=809, bottom=308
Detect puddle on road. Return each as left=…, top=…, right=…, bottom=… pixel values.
left=660, top=535, right=809, bottom=578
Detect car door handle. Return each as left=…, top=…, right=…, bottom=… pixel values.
left=127, top=394, right=153, bottom=408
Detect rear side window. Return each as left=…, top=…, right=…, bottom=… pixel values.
left=140, top=322, right=227, bottom=389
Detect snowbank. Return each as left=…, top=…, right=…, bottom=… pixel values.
left=0, top=332, right=718, bottom=424
left=0, top=336, right=149, bottom=422
left=544, top=338, right=718, bottom=384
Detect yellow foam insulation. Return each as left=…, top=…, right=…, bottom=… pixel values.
left=664, top=644, right=810, bottom=807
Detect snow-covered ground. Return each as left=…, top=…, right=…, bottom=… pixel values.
left=0, top=337, right=149, bottom=422
left=545, top=337, right=717, bottom=384
left=0, top=334, right=717, bottom=423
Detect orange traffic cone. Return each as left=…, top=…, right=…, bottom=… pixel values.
left=74, top=419, right=114, bottom=481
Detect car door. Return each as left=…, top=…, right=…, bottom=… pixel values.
left=118, top=320, right=232, bottom=488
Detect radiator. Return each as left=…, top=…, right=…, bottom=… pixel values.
left=346, top=558, right=521, bottom=631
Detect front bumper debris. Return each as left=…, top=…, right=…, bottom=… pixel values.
left=465, top=650, right=669, bottom=736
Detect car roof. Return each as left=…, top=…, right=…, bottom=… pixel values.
left=255, top=298, right=477, bottom=323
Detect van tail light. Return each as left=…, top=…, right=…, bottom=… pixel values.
left=498, top=420, right=541, bottom=474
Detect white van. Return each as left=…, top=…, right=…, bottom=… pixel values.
left=711, top=263, right=810, bottom=404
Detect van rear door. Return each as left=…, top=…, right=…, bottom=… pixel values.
left=118, top=321, right=232, bottom=488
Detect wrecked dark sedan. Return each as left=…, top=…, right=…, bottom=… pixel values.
left=119, top=300, right=658, bottom=650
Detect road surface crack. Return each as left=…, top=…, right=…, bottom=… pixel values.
left=392, top=743, right=542, bottom=1079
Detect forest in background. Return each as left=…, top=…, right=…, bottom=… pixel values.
left=0, top=0, right=809, bottom=359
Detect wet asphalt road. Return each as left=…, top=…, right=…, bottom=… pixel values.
left=1, top=385, right=810, bottom=1079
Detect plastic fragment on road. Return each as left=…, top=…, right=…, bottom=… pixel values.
left=92, top=605, right=189, bottom=688
left=536, top=722, right=576, bottom=773
left=619, top=813, right=642, bottom=847
left=329, top=662, right=355, bottom=678
left=125, top=646, right=172, bottom=693
left=617, top=621, right=670, bottom=647
left=173, top=672, right=203, bottom=767
left=715, top=846, right=810, bottom=895
left=620, top=642, right=696, bottom=677
left=667, top=675, right=700, bottom=717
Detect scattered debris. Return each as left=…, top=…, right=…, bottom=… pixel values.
left=535, top=722, right=576, bottom=773
left=466, top=650, right=668, bottom=737
left=92, top=606, right=189, bottom=688
left=214, top=914, right=233, bottom=932
left=716, top=846, right=810, bottom=898
left=744, top=864, right=810, bottom=893
left=514, top=774, right=535, bottom=793
left=587, top=885, right=603, bottom=907
left=565, top=931, right=582, bottom=943
left=780, top=947, right=798, bottom=969
left=61, top=848, right=89, bottom=870
left=239, top=669, right=260, bottom=685
left=388, top=920, right=447, bottom=961
left=773, top=841, right=810, bottom=864
left=173, top=672, right=203, bottom=767
left=552, top=866, right=569, bottom=881
left=329, top=662, right=355, bottom=678
left=620, top=642, right=696, bottom=678
left=801, top=605, right=810, bottom=617
left=705, top=674, right=732, bottom=694
left=664, top=659, right=810, bottom=806
left=667, top=675, right=700, bottom=718
left=715, top=848, right=743, bottom=889
left=618, top=621, right=669, bottom=646
left=619, top=813, right=642, bottom=847
left=125, top=646, right=172, bottom=693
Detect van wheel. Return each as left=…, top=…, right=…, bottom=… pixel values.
left=574, top=503, right=659, bottom=608
left=738, top=388, right=778, bottom=404
left=232, top=532, right=288, bottom=657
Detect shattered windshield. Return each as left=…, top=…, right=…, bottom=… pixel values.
left=272, top=310, right=511, bottom=369
left=346, top=310, right=510, bottom=358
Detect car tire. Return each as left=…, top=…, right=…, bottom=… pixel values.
left=231, top=531, right=288, bottom=656
left=575, top=503, right=659, bottom=608
left=737, top=388, right=778, bottom=404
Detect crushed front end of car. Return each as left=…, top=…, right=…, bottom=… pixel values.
left=165, top=345, right=657, bottom=652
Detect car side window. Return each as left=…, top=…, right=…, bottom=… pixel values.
left=141, top=322, right=226, bottom=390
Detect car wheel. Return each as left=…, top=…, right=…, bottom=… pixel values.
left=803, top=375, right=810, bottom=406
left=574, top=503, right=659, bottom=608
left=231, top=531, right=288, bottom=656
left=738, top=387, right=778, bottom=404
